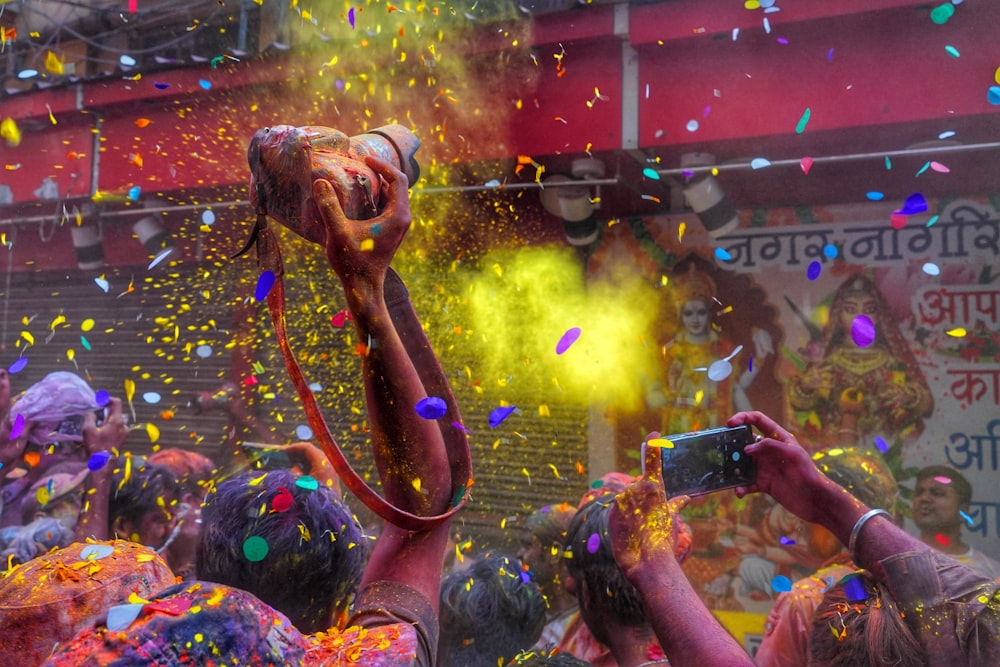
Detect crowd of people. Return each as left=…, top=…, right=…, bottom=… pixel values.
left=2, top=158, right=999, bottom=666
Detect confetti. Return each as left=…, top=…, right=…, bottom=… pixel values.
left=929, top=161, right=950, bottom=173
left=823, top=244, right=838, bottom=259
left=934, top=533, right=950, bottom=547
left=988, top=87, right=1000, bottom=106
left=142, top=392, right=161, bottom=404
left=799, top=156, right=813, bottom=174
left=646, top=438, right=674, bottom=449
left=196, top=344, right=212, bottom=358
left=415, top=396, right=448, bottom=420
left=897, top=192, right=928, bottom=215
left=296, top=475, right=319, bottom=491
left=88, top=451, right=112, bottom=471
left=8, top=357, right=27, bottom=374
left=750, top=158, right=771, bottom=170
left=806, top=261, right=821, bottom=281
left=272, top=487, right=294, bottom=513
left=201, top=210, right=215, bottom=225
left=929, top=3, right=954, bottom=25
left=890, top=214, right=907, bottom=230
left=556, top=327, right=582, bottom=355
left=95, top=390, right=110, bottom=407
left=714, top=247, right=733, bottom=262
left=944, top=45, right=960, bottom=58
left=795, top=108, right=811, bottom=134
left=1, top=118, right=22, bottom=147
left=945, top=327, right=967, bottom=337
left=295, top=424, right=313, bottom=440
left=843, top=575, right=868, bottom=602
left=107, top=603, right=144, bottom=631
left=255, top=271, right=276, bottom=301
left=874, top=437, right=889, bottom=453
left=489, top=405, right=517, bottom=428
left=959, top=510, right=975, bottom=527
left=198, top=79, right=212, bottom=90
left=642, top=167, right=661, bottom=180
left=865, top=192, right=884, bottom=201
left=586, top=533, right=601, bottom=554
left=922, top=262, right=941, bottom=276
left=686, top=120, right=699, bottom=132
left=242, top=535, right=269, bottom=562
left=95, top=277, right=110, bottom=292
left=153, top=82, right=170, bottom=90
left=9, top=414, right=25, bottom=440
left=147, top=248, right=173, bottom=270
left=81, top=544, right=115, bottom=561
left=926, top=215, right=940, bottom=227
left=779, top=536, right=796, bottom=546
left=851, top=315, right=876, bottom=348
left=127, top=186, right=141, bottom=201
left=771, top=575, right=792, bottom=593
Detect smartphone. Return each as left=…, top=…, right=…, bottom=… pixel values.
left=658, top=425, right=756, bottom=498
left=241, top=442, right=293, bottom=469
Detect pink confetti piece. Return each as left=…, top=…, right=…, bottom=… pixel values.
left=800, top=156, right=813, bottom=174
left=929, top=161, right=950, bottom=173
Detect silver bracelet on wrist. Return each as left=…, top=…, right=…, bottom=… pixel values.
left=848, top=508, right=891, bottom=558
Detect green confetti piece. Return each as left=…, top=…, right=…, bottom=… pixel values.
left=944, top=45, right=960, bottom=58
left=795, top=108, right=811, bottom=134
left=242, top=535, right=269, bottom=562
left=295, top=475, right=319, bottom=491
left=80, top=336, right=92, bottom=351
left=930, top=3, right=954, bottom=24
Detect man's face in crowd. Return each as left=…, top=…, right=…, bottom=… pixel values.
left=912, top=476, right=964, bottom=534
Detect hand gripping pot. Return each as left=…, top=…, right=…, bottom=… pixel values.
left=247, top=124, right=420, bottom=244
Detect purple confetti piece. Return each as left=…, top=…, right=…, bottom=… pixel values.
left=874, top=436, right=889, bottom=453
left=556, top=327, right=582, bottom=355
left=415, top=396, right=447, bottom=420
left=779, top=535, right=796, bottom=546
left=520, top=571, right=531, bottom=584
left=95, top=389, right=110, bottom=407
left=348, top=7, right=356, bottom=28
left=153, top=81, right=170, bottom=90
left=255, top=271, right=276, bottom=301
left=451, top=421, right=473, bottom=435
left=8, top=357, right=28, bottom=374
left=586, top=532, right=601, bottom=554
left=489, top=405, right=517, bottom=428
left=9, top=414, right=25, bottom=440
left=806, top=261, right=821, bottom=281
left=747, top=354, right=754, bottom=373
left=851, top=314, right=876, bottom=348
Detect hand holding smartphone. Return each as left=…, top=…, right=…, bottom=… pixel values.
left=657, top=425, right=756, bottom=498
left=240, top=442, right=294, bottom=469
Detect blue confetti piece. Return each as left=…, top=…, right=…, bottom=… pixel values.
left=843, top=574, right=868, bottom=602
left=95, top=389, right=110, bottom=407
left=415, top=396, right=448, bottom=420
left=88, top=451, right=112, bottom=471
left=750, top=157, right=771, bottom=170
left=897, top=192, right=928, bottom=215
left=489, top=405, right=517, bottom=428
left=107, top=603, right=144, bottom=631
left=199, top=79, right=212, bottom=90
left=988, top=86, right=1000, bottom=106
left=874, top=436, right=889, bottom=453
left=153, top=81, right=170, bottom=90
left=714, top=247, right=733, bottom=262
left=255, top=271, right=276, bottom=301
left=960, top=510, right=975, bottom=526
left=8, top=357, right=28, bottom=374
left=865, top=191, right=884, bottom=201
left=771, top=575, right=792, bottom=593
left=127, top=186, right=141, bottom=201
left=823, top=243, right=838, bottom=259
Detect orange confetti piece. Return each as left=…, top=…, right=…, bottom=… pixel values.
left=135, top=118, right=152, bottom=128
left=24, top=451, right=41, bottom=467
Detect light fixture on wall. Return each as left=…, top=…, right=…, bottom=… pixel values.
left=70, top=223, right=104, bottom=271
left=133, top=214, right=176, bottom=260
left=540, top=158, right=606, bottom=247
left=680, top=152, right=740, bottom=238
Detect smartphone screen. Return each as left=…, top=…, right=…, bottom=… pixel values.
left=241, top=442, right=293, bottom=469
left=659, top=425, right=756, bottom=498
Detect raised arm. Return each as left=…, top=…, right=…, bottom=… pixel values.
left=312, top=157, right=461, bottom=606
left=726, top=411, right=927, bottom=581
left=74, top=397, right=129, bottom=542
left=608, top=438, right=754, bottom=667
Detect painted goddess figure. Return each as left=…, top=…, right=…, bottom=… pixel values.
left=648, top=264, right=773, bottom=434
left=787, top=274, right=933, bottom=449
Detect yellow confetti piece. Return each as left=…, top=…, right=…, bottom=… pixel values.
left=678, top=221, right=687, bottom=242
left=145, top=423, right=159, bottom=443
left=247, top=473, right=268, bottom=486
left=946, top=327, right=967, bottom=337
left=548, top=463, right=560, bottom=478
left=21, top=331, right=34, bottom=345
left=1, top=118, right=21, bottom=147
left=127, top=592, right=150, bottom=605
left=51, top=314, right=66, bottom=330
left=124, top=378, right=136, bottom=402
left=360, top=238, right=374, bottom=252
left=66, top=349, right=75, bottom=361
left=81, top=318, right=95, bottom=332
left=647, top=438, right=675, bottom=449
left=45, top=51, right=64, bottom=75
